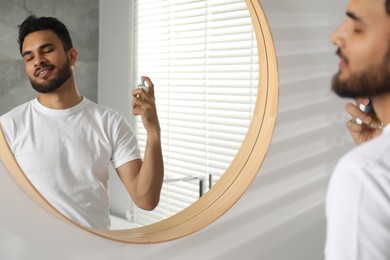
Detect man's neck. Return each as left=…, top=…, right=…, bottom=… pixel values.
left=37, top=78, right=83, bottom=110
left=372, top=93, right=390, bottom=128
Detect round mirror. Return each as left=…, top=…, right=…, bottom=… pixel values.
left=0, top=0, right=278, bottom=243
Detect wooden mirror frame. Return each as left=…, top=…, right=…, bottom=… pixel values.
left=0, top=0, right=278, bottom=243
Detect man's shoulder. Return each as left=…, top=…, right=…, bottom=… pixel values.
left=0, top=99, right=35, bottom=121
left=335, top=133, right=390, bottom=179
left=349, top=132, right=390, bottom=160
left=84, top=99, right=126, bottom=121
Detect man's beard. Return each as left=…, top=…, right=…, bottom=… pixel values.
left=29, top=60, right=72, bottom=94
left=332, top=49, right=390, bottom=98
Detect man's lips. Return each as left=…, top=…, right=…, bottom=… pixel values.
left=339, top=58, right=347, bottom=69
left=34, top=65, right=54, bottom=78
left=336, top=48, right=348, bottom=70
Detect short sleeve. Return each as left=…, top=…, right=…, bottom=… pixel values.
left=110, top=116, right=141, bottom=169
left=0, top=111, right=15, bottom=153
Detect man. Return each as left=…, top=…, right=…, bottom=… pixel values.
left=326, top=0, right=390, bottom=259
left=0, top=16, right=164, bottom=229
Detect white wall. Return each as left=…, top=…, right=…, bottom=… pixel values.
left=98, top=0, right=134, bottom=219
left=0, top=0, right=352, bottom=259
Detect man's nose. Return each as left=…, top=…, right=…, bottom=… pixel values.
left=34, top=54, right=46, bottom=67
left=331, top=20, right=347, bottom=48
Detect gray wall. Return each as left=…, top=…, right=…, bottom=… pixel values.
left=99, top=0, right=133, bottom=220
left=0, top=0, right=99, bottom=116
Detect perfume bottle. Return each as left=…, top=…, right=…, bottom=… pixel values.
left=136, top=78, right=149, bottom=100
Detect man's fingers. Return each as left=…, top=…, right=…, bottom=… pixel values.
left=345, top=102, right=371, bottom=125
left=346, top=119, right=365, bottom=132
left=141, top=76, right=155, bottom=97
left=354, top=97, right=370, bottom=106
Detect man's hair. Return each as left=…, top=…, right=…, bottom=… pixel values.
left=387, top=0, right=390, bottom=15
left=18, top=15, right=73, bottom=55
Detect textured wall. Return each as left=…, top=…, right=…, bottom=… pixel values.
left=0, top=0, right=99, bottom=116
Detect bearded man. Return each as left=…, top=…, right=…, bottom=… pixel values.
left=0, top=16, right=164, bottom=229
left=325, top=0, right=390, bottom=259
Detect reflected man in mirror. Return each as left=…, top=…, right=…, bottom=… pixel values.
left=0, top=16, right=164, bottom=229
left=326, top=0, right=390, bottom=259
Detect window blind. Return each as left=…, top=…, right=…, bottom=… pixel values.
left=130, top=0, right=259, bottom=226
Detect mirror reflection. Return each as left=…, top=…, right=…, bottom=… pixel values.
left=2, top=14, right=165, bottom=230
left=111, top=0, right=260, bottom=229
left=0, top=0, right=259, bottom=231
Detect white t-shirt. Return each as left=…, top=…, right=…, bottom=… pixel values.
left=0, top=98, right=141, bottom=229
left=325, top=124, right=390, bottom=260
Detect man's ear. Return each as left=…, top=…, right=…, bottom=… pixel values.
left=68, top=48, right=78, bottom=65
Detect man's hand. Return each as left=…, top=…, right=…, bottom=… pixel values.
left=132, top=76, right=160, bottom=133
left=119, top=76, right=163, bottom=210
left=345, top=98, right=382, bottom=145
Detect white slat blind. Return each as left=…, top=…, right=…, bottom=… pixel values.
left=130, top=0, right=258, bottom=226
